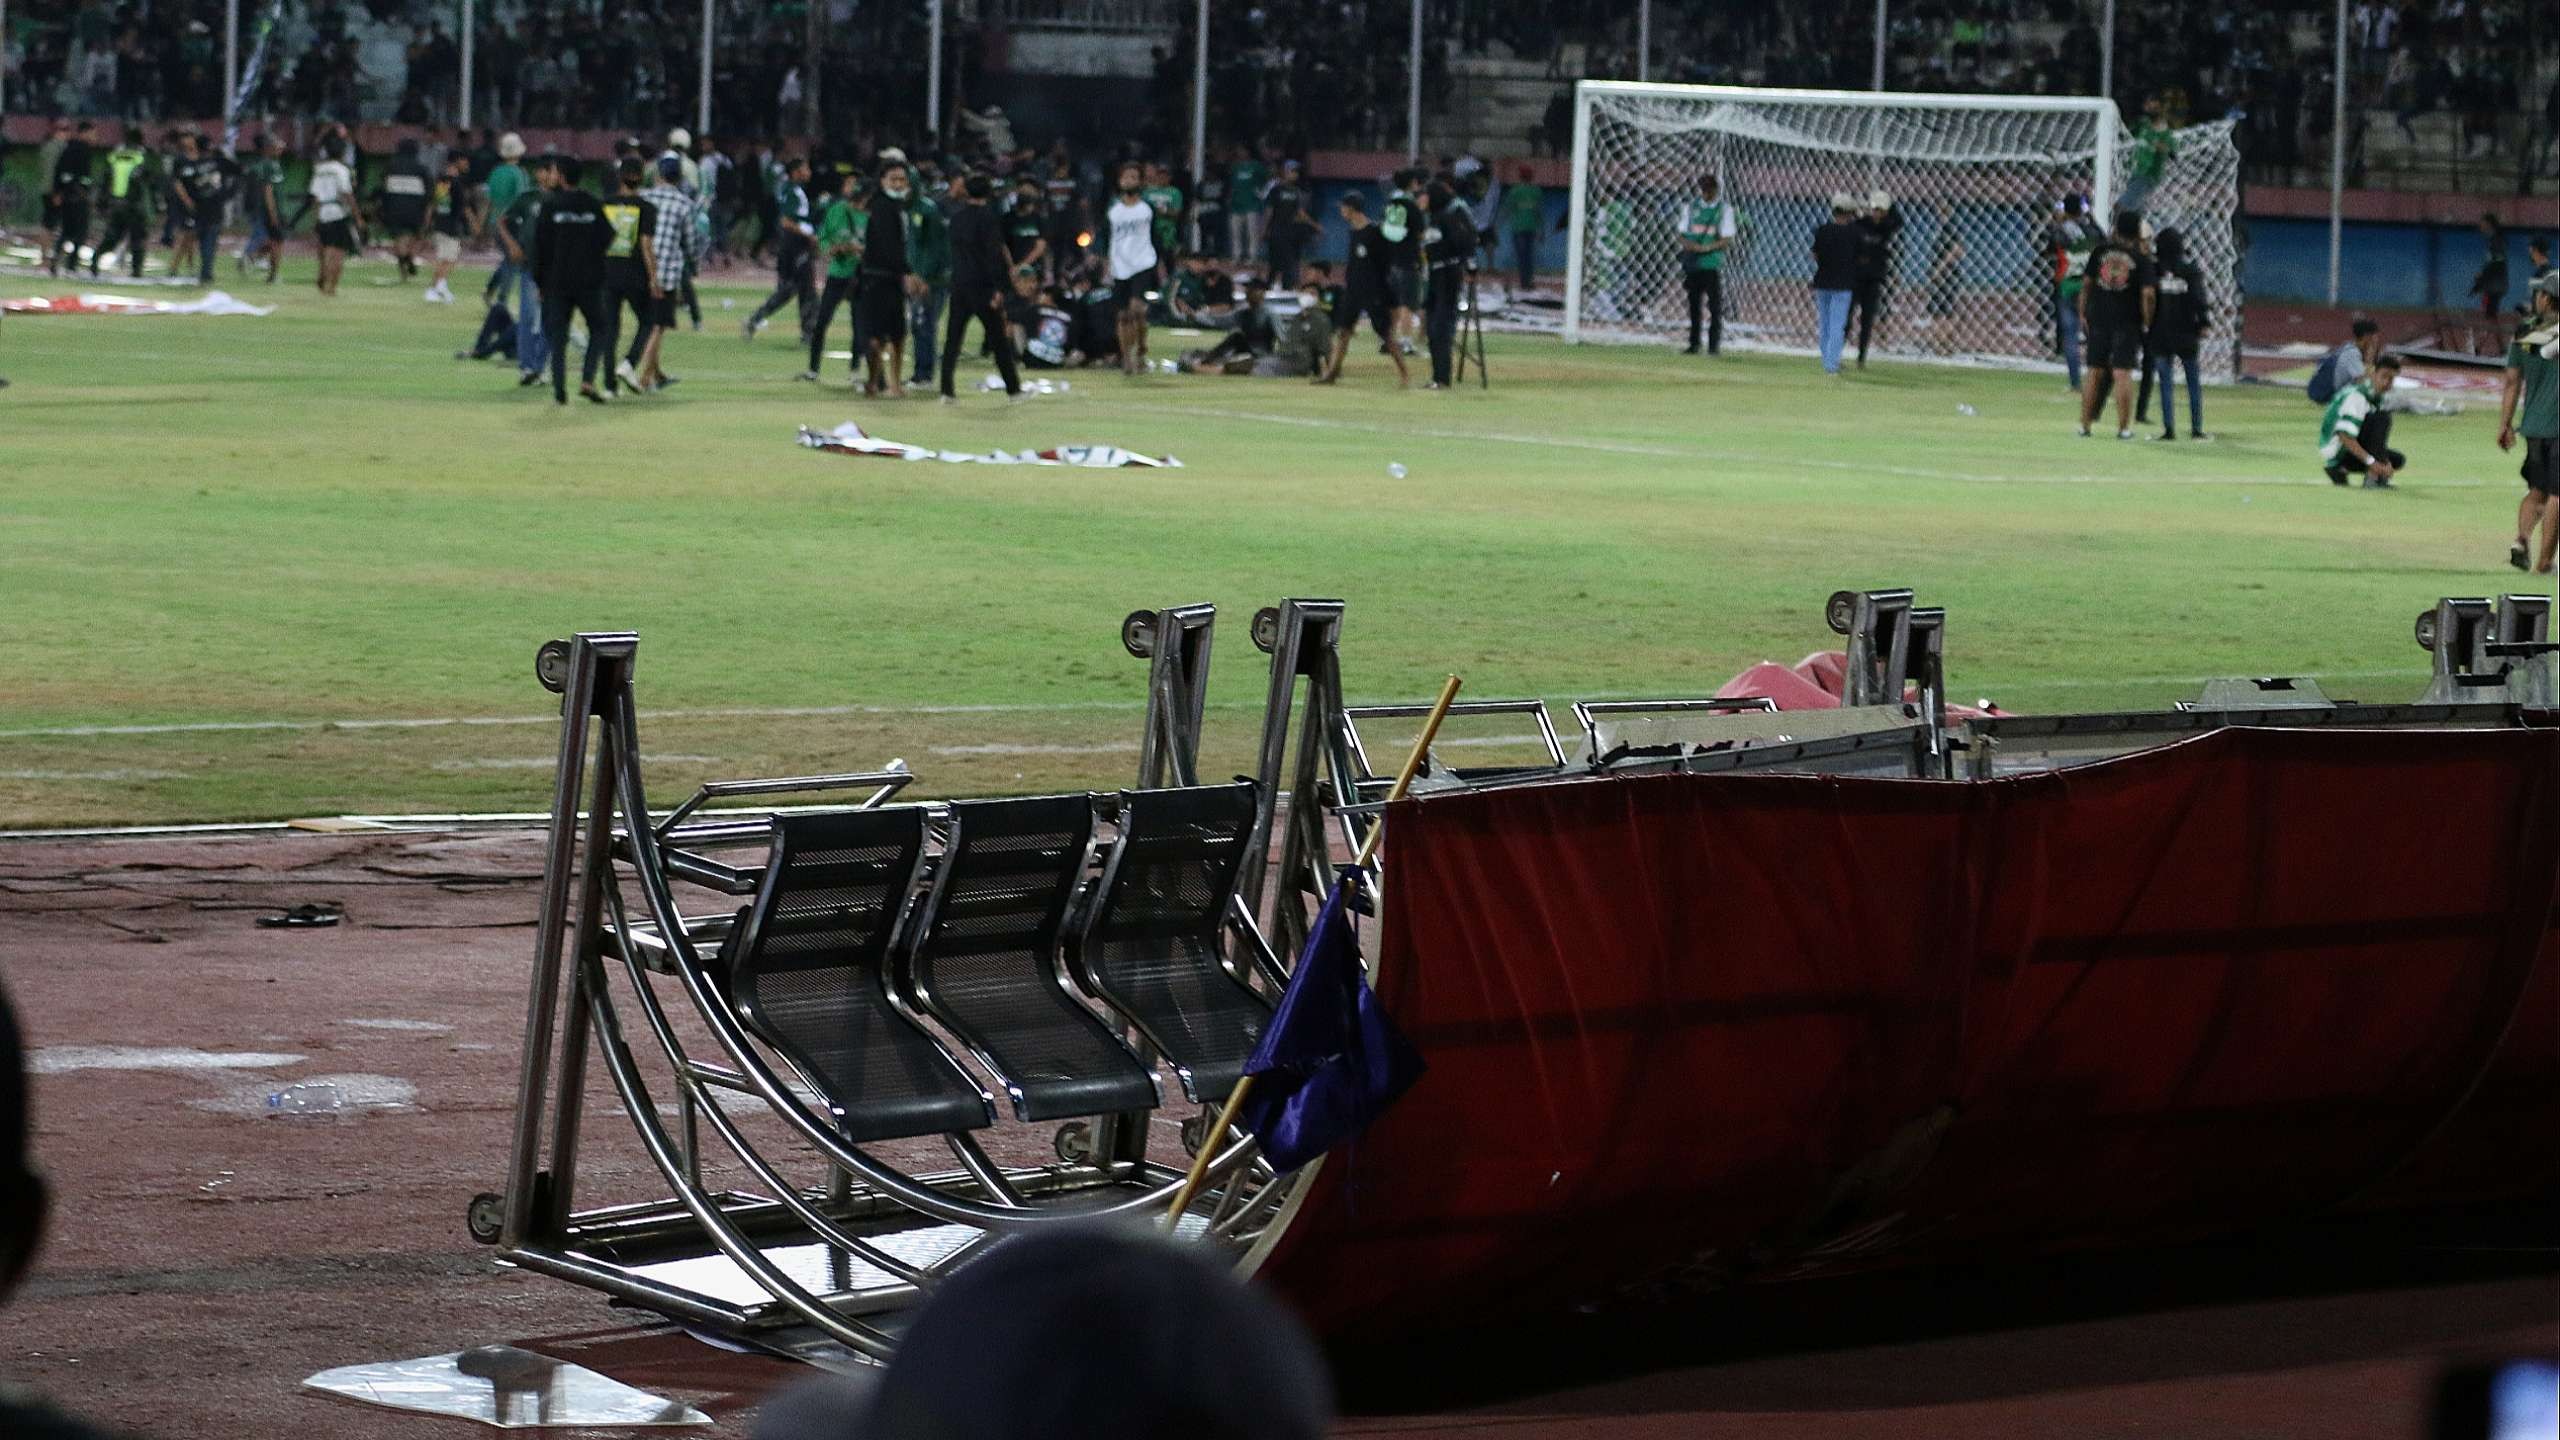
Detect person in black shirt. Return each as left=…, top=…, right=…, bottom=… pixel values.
left=1005, top=175, right=1049, bottom=278
left=2143, top=227, right=2209, bottom=440
left=1318, top=193, right=1408, bottom=387
left=1265, top=161, right=1311, bottom=288
left=169, top=130, right=227, bottom=286
left=45, top=122, right=95, bottom=278
left=379, top=135, right=434, bottom=281
left=860, top=163, right=916, bottom=398
left=532, top=156, right=614, bottom=405
left=1422, top=181, right=1476, bottom=389
left=2077, top=210, right=2157, bottom=439
left=941, top=173, right=1025, bottom=401
left=1810, top=194, right=1862, bottom=375
left=425, top=151, right=475, bottom=303
left=596, top=158, right=663, bottom=398
left=1180, top=274, right=1280, bottom=373
left=1851, top=190, right=1900, bottom=368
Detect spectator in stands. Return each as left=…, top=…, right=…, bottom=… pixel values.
left=1811, top=193, right=1862, bottom=377
left=0, top=979, right=129, bottom=1437
left=753, top=1224, right=1330, bottom=1440
left=2499, top=272, right=2560, bottom=572
left=1499, top=163, right=1543, bottom=293
left=2470, top=211, right=2508, bottom=318
left=2322, top=351, right=2405, bottom=487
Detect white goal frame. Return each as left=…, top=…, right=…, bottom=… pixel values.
left=1564, top=82, right=2240, bottom=380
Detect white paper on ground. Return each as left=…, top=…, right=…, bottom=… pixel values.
left=302, top=1346, right=712, bottom=1429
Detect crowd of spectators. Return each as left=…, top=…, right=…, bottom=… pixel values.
left=2, top=0, right=2552, bottom=188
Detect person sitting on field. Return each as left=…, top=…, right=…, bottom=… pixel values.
left=2323, top=351, right=2406, bottom=488
left=1179, top=274, right=1280, bottom=373
left=0, top=980, right=131, bottom=1438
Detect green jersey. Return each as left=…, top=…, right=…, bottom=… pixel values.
left=1228, top=158, right=1270, bottom=214
left=816, top=198, right=867, bottom=280
left=2319, top=380, right=2380, bottom=465
left=243, top=157, right=285, bottom=218
left=1680, top=198, right=1734, bottom=272
left=1143, top=183, right=1182, bottom=254
left=1500, top=180, right=1543, bottom=235
left=906, top=193, right=950, bottom=286
left=2131, top=121, right=2180, bottom=182
left=2511, top=321, right=2560, bottom=440
left=485, top=161, right=528, bottom=225
left=104, top=145, right=152, bottom=203
left=503, top=187, right=546, bottom=254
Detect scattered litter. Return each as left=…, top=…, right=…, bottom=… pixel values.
left=976, top=374, right=1071, bottom=395
left=1956, top=403, right=1977, bottom=416
left=195, top=1071, right=416, bottom=1117
left=797, top=422, right=1181, bottom=468
left=258, top=902, right=342, bottom=929
left=304, top=1346, right=711, bottom=1428
left=340, top=1018, right=454, bottom=1034
left=1387, top=462, right=1408, bottom=479
left=30, top=1046, right=304, bottom=1075
left=2, top=290, right=276, bottom=317
left=269, top=1082, right=345, bottom=1115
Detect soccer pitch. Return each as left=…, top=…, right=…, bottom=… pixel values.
left=0, top=262, right=2535, bottom=826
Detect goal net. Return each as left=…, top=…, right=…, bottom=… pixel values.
left=1566, top=83, right=2244, bottom=381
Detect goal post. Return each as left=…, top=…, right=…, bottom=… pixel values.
left=1564, top=82, right=2243, bottom=381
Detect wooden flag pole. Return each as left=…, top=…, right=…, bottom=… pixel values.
left=1165, top=674, right=1463, bottom=1230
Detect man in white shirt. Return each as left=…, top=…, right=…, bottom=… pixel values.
left=1105, top=163, right=1160, bottom=376
left=308, top=136, right=363, bottom=296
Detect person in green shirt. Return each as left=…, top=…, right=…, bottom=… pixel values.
left=2320, top=352, right=2404, bottom=488
left=905, top=168, right=952, bottom=387
left=801, top=169, right=868, bottom=383
left=1499, top=163, right=1543, bottom=292
left=498, top=155, right=556, bottom=386
left=1143, top=162, right=1184, bottom=263
left=240, top=132, right=287, bottom=283
left=94, top=126, right=157, bottom=279
left=2498, top=272, right=2560, bottom=572
left=1676, top=172, right=1736, bottom=355
left=1226, top=144, right=1271, bottom=265
left=2122, top=96, right=2179, bottom=212
left=480, top=132, right=530, bottom=303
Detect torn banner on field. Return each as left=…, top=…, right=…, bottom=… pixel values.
left=796, top=422, right=1181, bottom=468
left=3, top=290, right=277, bottom=317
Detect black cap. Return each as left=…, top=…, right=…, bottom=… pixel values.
left=754, top=1225, right=1331, bottom=1440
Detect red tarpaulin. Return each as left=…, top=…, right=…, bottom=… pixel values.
left=1258, top=727, right=2560, bottom=1338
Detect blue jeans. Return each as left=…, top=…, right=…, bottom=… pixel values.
left=515, top=271, right=549, bottom=378
left=487, top=256, right=517, bottom=305
left=2057, top=299, right=2083, bottom=389
left=194, top=213, right=221, bottom=283
left=908, top=283, right=947, bottom=383
left=2151, top=346, right=2202, bottom=435
left=1512, top=230, right=1536, bottom=290
left=1813, top=288, right=1852, bottom=372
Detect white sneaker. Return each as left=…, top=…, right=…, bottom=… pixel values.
left=616, top=360, right=642, bottom=390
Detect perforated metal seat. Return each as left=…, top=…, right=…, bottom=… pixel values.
left=1070, top=782, right=1273, bottom=1103
left=900, top=795, right=1161, bottom=1123
left=723, top=809, right=996, bottom=1144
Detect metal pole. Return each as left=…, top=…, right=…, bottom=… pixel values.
left=1188, top=0, right=1206, bottom=183
left=1637, top=0, right=1649, bottom=83
left=1870, top=0, right=1886, bottom=90
left=698, top=0, right=713, bottom=134
left=2328, top=0, right=2346, bottom=304
left=459, top=0, right=474, bottom=129
left=1406, top=0, right=1421, bottom=161
left=929, top=0, right=945, bottom=137
left=803, top=0, right=821, bottom=139
left=223, top=0, right=240, bottom=139
left=2099, top=0, right=2113, bottom=99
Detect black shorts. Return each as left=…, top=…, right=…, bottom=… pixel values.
left=2525, top=436, right=2560, bottom=499
left=1112, top=274, right=1152, bottom=310
left=858, top=274, right=907, bottom=343
left=1333, top=290, right=1396, bottom=339
left=317, top=218, right=356, bottom=251
left=2087, top=326, right=2140, bottom=370
left=1387, top=265, right=1421, bottom=309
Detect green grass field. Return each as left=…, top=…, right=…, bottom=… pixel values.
left=0, top=255, right=2543, bottom=826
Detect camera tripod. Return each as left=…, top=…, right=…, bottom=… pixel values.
left=1454, top=266, right=1490, bottom=389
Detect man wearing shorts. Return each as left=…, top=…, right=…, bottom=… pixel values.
left=2077, top=210, right=2155, bottom=439
left=308, top=137, right=363, bottom=296
left=858, top=158, right=917, bottom=398
left=2498, top=271, right=2560, bottom=573
left=424, top=151, right=474, bottom=303
left=379, top=136, right=434, bottom=282
left=633, top=157, right=701, bottom=392
left=1317, top=192, right=1408, bottom=387
left=1105, top=165, right=1159, bottom=376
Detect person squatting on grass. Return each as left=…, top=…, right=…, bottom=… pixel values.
left=2323, top=352, right=2407, bottom=489
left=2498, top=271, right=2560, bottom=573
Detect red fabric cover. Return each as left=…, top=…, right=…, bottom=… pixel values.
left=1259, top=727, right=2560, bottom=1339
left=1714, top=649, right=2003, bottom=720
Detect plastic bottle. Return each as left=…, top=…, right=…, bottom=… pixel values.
left=266, top=1081, right=347, bottom=1116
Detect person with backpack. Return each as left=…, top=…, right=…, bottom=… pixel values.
left=2308, top=317, right=2384, bottom=407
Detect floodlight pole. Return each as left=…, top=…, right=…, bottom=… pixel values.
left=2098, top=0, right=2113, bottom=99
left=2328, top=0, right=2346, bottom=304
left=1189, top=0, right=1207, bottom=185
left=459, top=0, right=474, bottom=129
left=1870, top=0, right=1886, bottom=89
left=223, top=0, right=240, bottom=141
left=1637, top=0, right=1650, bottom=83
left=698, top=0, right=714, bottom=135
left=1406, top=0, right=1421, bottom=160
left=804, top=0, right=821, bottom=139
left=929, top=0, right=946, bottom=138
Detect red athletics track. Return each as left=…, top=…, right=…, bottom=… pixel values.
left=0, top=829, right=2550, bottom=1439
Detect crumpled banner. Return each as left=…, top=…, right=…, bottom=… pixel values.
left=1719, top=650, right=2005, bottom=720
left=796, top=422, right=1181, bottom=468
left=4, top=290, right=276, bottom=316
